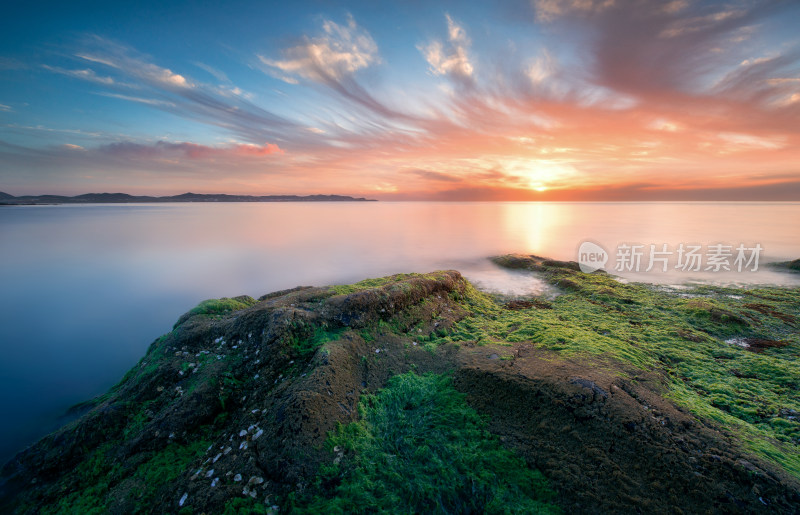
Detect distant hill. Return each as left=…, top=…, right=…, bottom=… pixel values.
left=0, top=192, right=376, bottom=205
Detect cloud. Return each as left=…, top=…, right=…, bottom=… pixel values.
left=259, top=15, right=379, bottom=84
left=59, top=36, right=302, bottom=145
left=405, top=169, right=464, bottom=183
left=526, top=49, right=556, bottom=85
left=533, top=0, right=616, bottom=22
left=77, top=45, right=190, bottom=89
left=420, top=14, right=474, bottom=84
left=42, top=65, right=117, bottom=85
left=193, top=61, right=230, bottom=83
left=717, top=132, right=785, bottom=150
left=0, top=57, right=28, bottom=70
left=0, top=103, right=11, bottom=112
left=96, top=92, right=175, bottom=107
left=572, top=0, right=795, bottom=99
left=258, top=16, right=415, bottom=122
left=0, top=138, right=290, bottom=195
left=712, top=51, right=800, bottom=105
left=100, top=140, right=283, bottom=160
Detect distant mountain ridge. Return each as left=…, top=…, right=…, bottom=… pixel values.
left=0, top=192, right=376, bottom=204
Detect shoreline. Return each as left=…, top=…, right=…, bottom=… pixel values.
left=0, top=192, right=377, bottom=205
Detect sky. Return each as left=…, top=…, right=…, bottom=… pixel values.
left=1, top=0, right=799, bottom=200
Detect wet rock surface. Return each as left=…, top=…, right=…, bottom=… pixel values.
left=455, top=345, right=799, bottom=514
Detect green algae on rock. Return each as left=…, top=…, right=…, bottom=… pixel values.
left=1, top=262, right=799, bottom=514
left=292, top=372, right=560, bottom=514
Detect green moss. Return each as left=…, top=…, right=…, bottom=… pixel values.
left=123, top=399, right=156, bottom=439
left=43, top=435, right=213, bottom=514
left=222, top=497, right=272, bottom=514
left=287, top=325, right=346, bottom=359
left=129, top=439, right=211, bottom=512
left=294, top=372, right=560, bottom=514
left=174, top=296, right=257, bottom=329
left=329, top=273, right=425, bottom=295
left=430, top=259, right=800, bottom=479
left=41, top=444, right=120, bottom=514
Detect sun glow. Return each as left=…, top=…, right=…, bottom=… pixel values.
left=503, top=158, right=575, bottom=193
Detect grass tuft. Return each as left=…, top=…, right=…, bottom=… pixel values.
left=294, top=371, right=560, bottom=514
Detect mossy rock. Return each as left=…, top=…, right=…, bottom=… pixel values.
left=173, top=296, right=257, bottom=328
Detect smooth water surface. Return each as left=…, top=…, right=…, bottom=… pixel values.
left=1, top=201, right=799, bottom=463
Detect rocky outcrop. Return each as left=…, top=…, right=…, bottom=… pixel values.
left=0, top=272, right=469, bottom=513
left=2, top=265, right=799, bottom=514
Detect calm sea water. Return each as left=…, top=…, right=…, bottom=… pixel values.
left=1, top=201, right=799, bottom=463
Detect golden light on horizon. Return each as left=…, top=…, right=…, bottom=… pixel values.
left=504, top=158, right=575, bottom=194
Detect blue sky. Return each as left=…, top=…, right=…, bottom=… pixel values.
left=1, top=0, right=799, bottom=199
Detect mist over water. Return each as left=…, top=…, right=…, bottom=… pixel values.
left=1, top=201, right=799, bottom=463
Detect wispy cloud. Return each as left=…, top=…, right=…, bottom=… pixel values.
left=0, top=57, right=28, bottom=71
left=405, top=168, right=464, bottom=183
left=42, top=65, right=117, bottom=85
left=76, top=41, right=191, bottom=89
left=49, top=36, right=302, bottom=145
left=95, top=92, right=175, bottom=107
left=0, top=103, right=12, bottom=112
left=99, top=140, right=283, bottom=159
left=259, top=15, right=379, bottom=84
left=193, top=61, right=230, bottom=83
left=256, top=15, right=409, bottom=122
left=533, top=0, right=616, bottom=22
left=420, top=14, right=474, bottom=84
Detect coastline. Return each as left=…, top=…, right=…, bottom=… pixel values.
left=0, top=192, right=377, bottom=206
